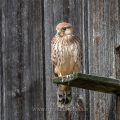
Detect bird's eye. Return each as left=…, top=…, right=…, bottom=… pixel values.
left=62, top=28, right=66, bottom=31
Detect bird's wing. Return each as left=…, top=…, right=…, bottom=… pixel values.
left=73, top=36, right=83, bottom=72
left=51, top=36, right=59, bottom=77
left=51, top=37, right=57, bottom=65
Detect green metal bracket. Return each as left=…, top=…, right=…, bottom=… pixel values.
left=53, top=73, right=120, bottom=94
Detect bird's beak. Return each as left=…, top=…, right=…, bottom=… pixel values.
left=56, top=30, right=61, bottom=36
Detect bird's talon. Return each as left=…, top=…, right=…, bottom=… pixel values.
left=66, top=75, right=69, bottom=78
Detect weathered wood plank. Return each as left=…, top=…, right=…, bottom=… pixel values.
left=53, top=73, right=120, bottom=94
left=20, top=0, right=45, bottom=119
left=87, top=0, right=118, bottom=119
left=2, top=1, right=22, bottom=119
left=69, top=0, right=87, bottom=120
left=44, top=0, right=68, bottom=119
left=44, top=0, right=87, bottom=120
left=1, top=0, right=45, bottom=120
left=0, top=0, right=2, bottom=119
left=116, top=1, right=120, bottom=119
left=115, top=46, right=120, bottom=120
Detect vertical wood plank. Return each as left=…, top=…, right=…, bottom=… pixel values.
left=44, top=0, right=87, bottom=120
left=0, top=0, right=2, bottom=119
left=2, top=1, right=21, bottom=119
left=21, top=0, right=45, bottom=120
left=44, top=0, right=66, bottom=119
left=116, top=0, right=120, bottom=46
left=115, top=46, right=120, bottom=120
left=69, top=0, right=89, bottom=119
left=88, top=0, right=118, bottom=119
left=1, top=0, right=45, bottom=120
left=115, top=5, right=120, bottom=120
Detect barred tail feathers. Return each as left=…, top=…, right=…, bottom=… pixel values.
left=57, top=85, right=72, bottom=108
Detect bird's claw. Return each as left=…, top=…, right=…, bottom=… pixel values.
left=66, top=75, right=69, bottom=78
left=62, top=77, right=64, bottom=82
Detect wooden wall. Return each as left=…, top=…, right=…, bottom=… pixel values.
left=0, top=0, right=120, bottom=120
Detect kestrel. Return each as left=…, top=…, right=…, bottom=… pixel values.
left=51, top=22, right=82, bottom=108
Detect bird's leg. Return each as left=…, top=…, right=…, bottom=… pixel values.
left=66, top=75, right=69, bottom=78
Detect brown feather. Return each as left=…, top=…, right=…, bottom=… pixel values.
left=51, top=22, right=82, bottom=108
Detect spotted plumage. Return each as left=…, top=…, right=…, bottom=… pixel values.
left=51, top=22, right=82, bottom=108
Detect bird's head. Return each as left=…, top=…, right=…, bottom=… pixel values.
left=56, top=22, right=74, bottom=37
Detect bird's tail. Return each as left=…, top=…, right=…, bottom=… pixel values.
left=57, top=85, right=72, bottom=108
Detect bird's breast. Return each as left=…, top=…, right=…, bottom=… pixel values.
left=54, top=36, right=79, bottom=75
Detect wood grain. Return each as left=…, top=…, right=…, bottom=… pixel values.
left=0, top=0, right=120, bottom=120
left=53, top=73, right=120, bottom=94
left=1, top=0, right=45, bottom=120
left=116, top=46, right=120, bottom=120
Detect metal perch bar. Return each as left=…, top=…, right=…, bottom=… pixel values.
left=53, top=73, right=120, bottom=95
